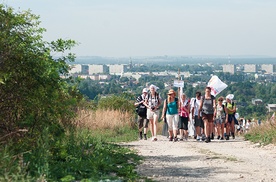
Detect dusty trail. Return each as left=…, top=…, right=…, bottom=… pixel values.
left=122, top=135, right=276, bottom=182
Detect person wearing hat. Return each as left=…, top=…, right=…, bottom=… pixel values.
left=161, top=89, right=179, bottom=142
left=144, top=84, right=162, bottom=141
left=225, top=94, right=236, bottom=140
left=134, top=88, right=149, bottom=140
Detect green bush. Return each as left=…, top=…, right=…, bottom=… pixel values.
left=97, top=93, right=136, bottom=113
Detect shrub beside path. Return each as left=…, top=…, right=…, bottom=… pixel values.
left=122, top=135, right=276, bottom=181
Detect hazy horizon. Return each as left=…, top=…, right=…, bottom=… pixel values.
left=5, top=0, right=276, bottom=57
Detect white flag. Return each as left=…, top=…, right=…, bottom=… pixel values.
left=207, top=75, right=228, bottom=97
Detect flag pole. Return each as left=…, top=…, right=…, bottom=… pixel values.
left=178, top=69, right=180, bottom=98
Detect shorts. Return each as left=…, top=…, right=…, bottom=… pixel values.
left=166, top=114, right=179, bottom=131
left=147, top=109, right=160, bottom=120
left=179, top=116, right=189, bottom=130
left=202, top=113, right=214, bottom=123
left=137, top=115, right=149, bottom=129
left=194, top=116, right=204, bottom=128
left=214, top=117, right=225, bottom=125
left=228, top=114, right=235, bottom=124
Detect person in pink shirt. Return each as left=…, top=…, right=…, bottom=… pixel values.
left=179, top=93, right=190, bottom=141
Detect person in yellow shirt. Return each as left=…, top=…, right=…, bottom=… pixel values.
left=225, top=94, right=236, bottom=140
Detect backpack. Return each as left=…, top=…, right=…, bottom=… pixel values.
left=147, top=92, right=160, bottom=107
left=135, top=95, right=147, bottom=117
left=201, top=95, right=215, bottom=114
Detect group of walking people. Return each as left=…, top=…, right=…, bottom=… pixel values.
left=134, top=85, right=237, bottom=143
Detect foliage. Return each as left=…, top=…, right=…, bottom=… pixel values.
left=0, top=5, right=80, bottom=142
left=97, top=93, right=136, bottom=112
left=244, top=120, right=276, bottom=145
left=0, top=128, right=143, bottom=181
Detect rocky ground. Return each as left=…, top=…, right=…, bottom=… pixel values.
left=121, top=135, right=276, bottom=182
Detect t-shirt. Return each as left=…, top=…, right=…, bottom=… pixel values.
left=215, top=104, right=225, bottom=119
left=136, top=94, right=146, bottom=103
left=179, top=99, right=189, bottom=117
left=202, top=95, right=215, bottom=114
left=226, top=102, right=235, bottom=115
left=147, top=92, right=161, bottom=108
left=191, top=97, right=202, bottom=117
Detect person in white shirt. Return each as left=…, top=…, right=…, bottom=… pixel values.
left=144, top=84, right=162, bottom=141
left=191, top=91, right=204, bottom=141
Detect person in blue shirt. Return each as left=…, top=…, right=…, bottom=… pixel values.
left=161, top=89, right=179, bottom=142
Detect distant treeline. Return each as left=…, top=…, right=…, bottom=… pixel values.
left=74, top=56, right=276, bottom=65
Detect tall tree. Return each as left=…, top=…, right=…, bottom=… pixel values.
left=0, top=5, right=78, bottom=142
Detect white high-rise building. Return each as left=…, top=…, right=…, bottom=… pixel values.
left=88, top=64, right=108, bottom=75
left=222, top=64, right=236, bottom=74
left=244, top=64, right=257, bottom=73
left=69, top=64, right=82, bottom=74
left=261, top=64, right=274, bottom=74
left=108, top=64, right=127, bottom=75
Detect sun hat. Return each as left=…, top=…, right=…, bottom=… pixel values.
left=167, top=89, right=176, bottom=95
left=226, top=94, right=234, bottom=100
left=142, top=88, right=148, bottom=93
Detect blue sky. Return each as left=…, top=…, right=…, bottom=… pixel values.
left=4, top=0, right=276, bottom=57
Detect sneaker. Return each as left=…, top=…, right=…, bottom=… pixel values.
left=220, top=137, right=224, bottom=140
left=232, top=133, right=235, bottom=139
left=139, top=132, right=143, bottom=140
left=169, top=137, right=173, bottom=141
left=144, top=134, right=147, bottom=140
left=196, top=136, right=200, bottom=141
left=226, top=135, right=229, bottom=140
left=174, top=137, right=178, bottom=142
left=205, top=137, right=209, bottom=143
left=211, top=133, right=214, bottom=140
left=217, top=135, right=221, bottom=140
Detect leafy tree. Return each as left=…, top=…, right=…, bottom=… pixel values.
left=0, top=5, right=78, bottom=144
left=77, top=78, right=103, bottom=99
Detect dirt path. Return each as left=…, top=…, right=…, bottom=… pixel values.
left=122, top=135, right=276, bottom=182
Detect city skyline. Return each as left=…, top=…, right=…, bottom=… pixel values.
left=5, top=0, right=276, bottom=57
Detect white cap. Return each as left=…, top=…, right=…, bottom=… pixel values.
left=142, top=88, right=148, bottom=93
left=226, top=94, right=234, bottom=100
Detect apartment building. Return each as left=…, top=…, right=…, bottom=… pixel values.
left=108, top=64, right=127, bottom=75
left=222, top=64, right=236, bottom=74
left=69, top=64, right=82, bottom=74
left=261, top=64, right=274, bottom=74
left=244, top=64, right=257, bottom=73
left=88, top=64, right=108, bottom=74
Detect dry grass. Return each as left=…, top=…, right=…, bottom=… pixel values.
left=75, top=109, right=136, bottom=130
left=245, top=118, right=276, bottom=145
